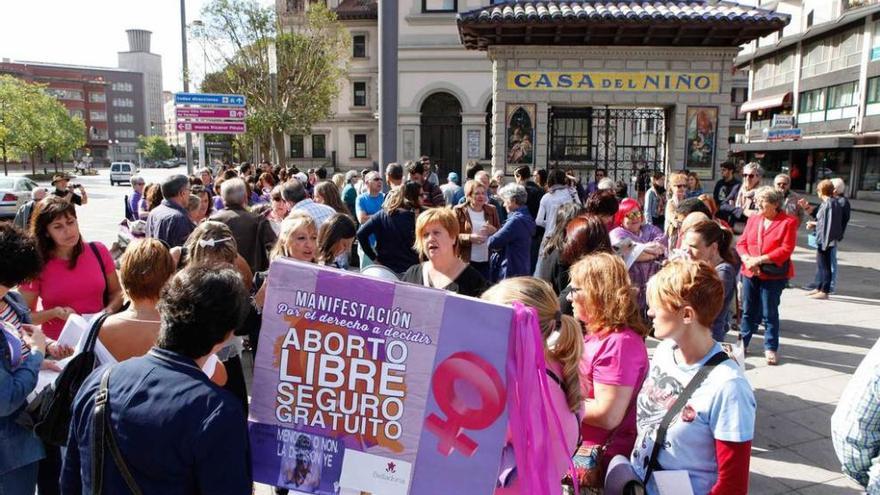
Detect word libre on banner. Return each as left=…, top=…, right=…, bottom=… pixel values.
left=248, top=258, right=513, bottom=495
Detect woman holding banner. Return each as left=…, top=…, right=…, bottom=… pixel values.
left=402, top=208, right=487, bottom=297
left=482, top=277, right=583, bottom=494
left=566, top=252, right=649, bottom=490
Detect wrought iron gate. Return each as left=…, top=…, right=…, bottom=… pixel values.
left=548, top=106, right=666, bottom=184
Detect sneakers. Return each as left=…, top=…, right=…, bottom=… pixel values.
left=765, top=350, right=778, bottom=365
left=809, top=291, right=829, bottom=300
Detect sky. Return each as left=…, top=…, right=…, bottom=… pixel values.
left=2, top=0, right=273, bottom=93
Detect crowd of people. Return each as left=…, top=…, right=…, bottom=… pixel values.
left=0, top=156, right=857, bottom=495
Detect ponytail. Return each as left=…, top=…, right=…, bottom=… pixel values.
left=690, top=220, right=739, bottom=266
left=551, top=314, right=584, bottom=412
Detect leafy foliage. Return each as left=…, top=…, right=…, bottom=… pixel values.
left=137, top=135, right=173, bottom=161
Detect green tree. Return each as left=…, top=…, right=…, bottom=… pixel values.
left=42, top=102, right=86, bottom=172
left=138, top=135, right=173, bottom=161
left=200, top=0, right=349, bottom=162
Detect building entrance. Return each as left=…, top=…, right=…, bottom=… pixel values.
left=548, top=106, right=666, bottom=183
left=420, top=92, right=462, bottom=180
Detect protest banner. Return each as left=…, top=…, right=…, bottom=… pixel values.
left=248, top=258, right=514, bottom=494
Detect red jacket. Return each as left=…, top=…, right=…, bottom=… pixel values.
left=736, top=211, right=797, bottom=280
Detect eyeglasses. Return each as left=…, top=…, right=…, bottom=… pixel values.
left=744, top=174, right=757, bottom=178
left=775, top=182, right=790, bottom=187
left=673, top=184, right=687, bottom=188
left=625, top=210, right=643, bottom=219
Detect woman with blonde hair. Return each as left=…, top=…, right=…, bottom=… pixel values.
left=453, top=179, right=500, bottom=279
left=270, top=211, right=318, bottom=263
left=401, top=208, right=487, bottom=297
left=664, top=171, right=689, bottom=235
left=566, top=252, right=649, bottom=488
left=314, top=181, right=351, bottom=217
left=686, top=172, right=704, bottom=198
left=482, top=277, right=583, bottom=494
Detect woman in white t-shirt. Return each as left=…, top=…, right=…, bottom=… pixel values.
left=454, top=180, right=500, bottom=280
left=632, top=259, right=755, bottom=495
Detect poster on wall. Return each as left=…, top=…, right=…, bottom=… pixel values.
left=684, top=106, right=718, bottom=172
left=248, top=258, right=513, bottom=495
left=467, top=129, right=482, bottom=159
left=506, top=103, right=535, bottom=166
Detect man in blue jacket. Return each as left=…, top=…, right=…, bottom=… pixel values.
left=62, top=265, right=252, bottom=495
left=489, top=183, right=536, bottom=281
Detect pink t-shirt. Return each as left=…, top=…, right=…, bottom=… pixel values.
left=20, top=242, right=113, bottom=340
left=579, top=327, right=648, bottom=463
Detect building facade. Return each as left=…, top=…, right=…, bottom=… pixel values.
left=0, top=59, right=147, bottom=163
left=118, top=29, right=165, bottom=137
left=734, top=0, right=880, bottom=200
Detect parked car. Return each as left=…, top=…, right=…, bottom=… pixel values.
left=109, top=162, right=136, bottom=186
left=0, top=177, right=39, bottom=218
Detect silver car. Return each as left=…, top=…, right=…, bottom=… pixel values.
left=0, top=177, right=39, bottom=218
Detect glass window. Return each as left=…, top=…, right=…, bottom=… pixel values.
left=549, top=107, right=592, bottom=161
left=353, top=81, right=367, bottom=107
left=89, top=111, right=107, bottom=121
left=352, top=35, right=366, bottom=58
left=89, top=92, right=106, bottom=103
left=422, top=0, right=456, bottom=12
left=827, top=82, right=858, bottom=109
left=798, top=89, right=825, bottom=113
left=312, top=134, right=326, bottom=159
left=868, top=77, right=880, bottom=104
left=354, top=134, right=367, bottom=158
left=290, top=135, right=304, bottom=158
left=46, top=88, right=83, bottom=100
left=69, top=109, right=84, bottom=119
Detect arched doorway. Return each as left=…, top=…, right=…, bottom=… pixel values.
left=420, top=92, right=462, bottom=180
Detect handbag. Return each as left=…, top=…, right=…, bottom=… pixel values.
left=643, top=351, right=729, bottom=485
left=807, top=233, right=818, bottom=249
left=92, top=366, right=142, bottom=495
left=17, top=313, right=110, bottom=446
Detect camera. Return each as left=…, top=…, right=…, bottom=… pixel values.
left=69, top=183, right=82, bottom=189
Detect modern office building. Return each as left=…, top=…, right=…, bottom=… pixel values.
left=118, top=29, right=165, bottom=137
left=277, top=0, right=767, bottom=183
left=734, top=0, right=880, bottom=200
left=0, top=59, right=146, bottom=162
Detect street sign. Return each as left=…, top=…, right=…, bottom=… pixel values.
left=176, top=121, right=246, bottom=134
left=176, top=107, right=246, bottom=120
left=174, top=92, right=246, bottom=107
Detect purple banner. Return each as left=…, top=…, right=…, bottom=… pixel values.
left=248, top=258, right=512, bottom=494
left=175, top=107, right=246, bottom=120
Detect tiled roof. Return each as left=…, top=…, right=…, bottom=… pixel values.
left=460, top=1, right=787, bottom=25
left=458, top=1, right=790, bottom=49
left=334, top=0, right=377, bottom=20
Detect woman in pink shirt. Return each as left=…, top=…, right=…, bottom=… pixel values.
left=482, top=277, right=583, bottom=494
left=20, top=197, right=123, bottom=340
left=567, top=252, right=649, bottom=486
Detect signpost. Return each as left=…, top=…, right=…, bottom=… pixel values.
left=174, top=91, right=247, bottom=168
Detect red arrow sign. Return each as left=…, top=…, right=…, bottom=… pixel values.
left=175, top=107, right=247, bottom=120
left=176, top=121, right=246, bottom=134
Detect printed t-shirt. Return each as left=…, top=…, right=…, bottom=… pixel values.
left=19, top=242, right=113, bottom=340
left=631, top=340, right=756, bottom=495
left=580, top=328, right=649, bottom=462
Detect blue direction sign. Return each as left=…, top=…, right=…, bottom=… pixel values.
left=174, top=92, right=246, bottom=107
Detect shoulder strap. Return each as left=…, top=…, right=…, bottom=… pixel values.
left=82, top=312, right=111, bottom=354
left=643, top=351, right=729, bottom=485
left=88, top=242, right=110, bottom=307
left=92, top=366, right=143, bottom=495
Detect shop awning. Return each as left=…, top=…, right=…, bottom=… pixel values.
left=732, top=136, right=853, bottom=152
left=740, top=93, right=792, bottom=115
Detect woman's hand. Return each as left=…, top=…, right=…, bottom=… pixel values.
left=254, top=282, right=268, bottom=309
left=742, top=255, right=763, bottom=273
left=480, top=224, right=497, bottom=236
left=51, top=306, right=76, bottom=322
left=23, top=326, right=48, bottom=356
left=806, top=221, right=816, bottom=231
left=46, top=341, right=74, bottom=359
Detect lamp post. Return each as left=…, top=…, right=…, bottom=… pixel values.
left=180, top=0, right=193, bottom=175
left=190, top=19, right=208, bottom=171
left=268, top=42, right=278, bottom=166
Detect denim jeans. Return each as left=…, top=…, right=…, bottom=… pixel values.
left=816, top=246, right=834, bottom=293
left=0, top=461, right=38, bottom=495
left=810, top=245, right=838, bottom=292
left=740, top=276, right=786, bottom=351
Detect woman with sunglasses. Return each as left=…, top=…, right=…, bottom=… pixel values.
left=610, top=198, right=666, bottom=315
left=664, top=172, right=689, bottom=235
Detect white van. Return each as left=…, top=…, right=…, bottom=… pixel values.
left=109, top=162, right=135, bottom=186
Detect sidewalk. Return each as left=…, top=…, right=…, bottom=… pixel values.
left=730, top=243, right=880, bottom=494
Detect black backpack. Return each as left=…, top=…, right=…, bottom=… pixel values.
left=17, top=312, right=110, bottom=446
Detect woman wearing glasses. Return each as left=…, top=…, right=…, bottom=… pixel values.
left=733, top=162, right=763, bottom=226
left=610, top=198, right=666, bottom=315
left=664, top=171, right=689, bottom=235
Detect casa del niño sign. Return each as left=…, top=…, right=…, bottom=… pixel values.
left=508, top=71, right=721, bottom=93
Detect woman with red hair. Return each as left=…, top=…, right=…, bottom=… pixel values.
left=609, top=198, right=666, bottom=314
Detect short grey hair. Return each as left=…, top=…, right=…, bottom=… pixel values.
left=130, top=175, right=144, bottom=187
left=497, top=183, right=527, bottom=206
left=755, top=185, right=781, bottom=206
left=744, top=162, right=763, bottom=177
left=344, top=170, right=359, bottom=183
left=598, top=177, right=615, bottom=190
left=186, top=194, right=201, bottom=213
left=197, top=167, right=212, bottom=177
left=31, top=187, right=48, bottom=201
left=831, top=177, right=846, bottom=195
left=161, top=174, right=190, bottom=199
left=220, top=177, right=247, bottom=207
left=774, top=173, right=791, bottom=183
left=281, top=178, right=307, bottom=205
